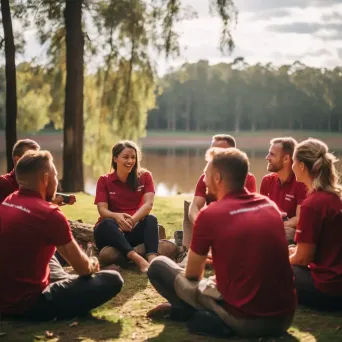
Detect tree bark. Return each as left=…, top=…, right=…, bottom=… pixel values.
left=62, top=0, right=84, bottom=191
left=1, top=0, right=17, bottom=172
left=69, top=220, right=166, bottom=250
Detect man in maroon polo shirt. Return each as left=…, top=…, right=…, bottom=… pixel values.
left=0, top=150, right=123, bottom=320
left=0, top=139, right=76, bottom=206
left=0, top=139, right=40, bottom=203
left=147, top=148, right=296, bottom=338
left=178, top=135, right=257, bottom=266
left=0, top=139, right=77, bottom=280
left=260, top=137, right=307, bottom=242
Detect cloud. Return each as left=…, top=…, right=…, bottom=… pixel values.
left=338, top=49, right=342, bottom=59
left=251, top=8, right=293, bottom=21
left=268, top=22, right=342, bottom=35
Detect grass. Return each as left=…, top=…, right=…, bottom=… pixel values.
left=2, top=193, right=341, bottom=342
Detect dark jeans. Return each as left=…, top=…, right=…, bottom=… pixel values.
left=292, top=265, right=342, bottom=310
left=94, top=215, right=159, bottom=257
left=16, top=270, right=123, bottom=321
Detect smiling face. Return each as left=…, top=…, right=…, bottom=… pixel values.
left=292, top=156, right=305, bottom=183
left=266, top=143, right=286, bottom=172
left=114, top=147, right=137, bottom=175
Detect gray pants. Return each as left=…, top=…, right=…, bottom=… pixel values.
left=148, top=256, right=294, bottom=338
left=49, top=254, right=77, bottom=282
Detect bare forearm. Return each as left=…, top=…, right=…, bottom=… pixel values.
left=285, top=216, right=298, bottom=229
left=57, top=242, right=95, bottom=276
left=189, top=205, right=199, bottom=225
left=131, top=202, right=153, bottom=224
left=98, top=207, right=118, bottom=220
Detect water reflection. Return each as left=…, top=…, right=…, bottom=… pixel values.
left=1, top=147, right=341, bottom=197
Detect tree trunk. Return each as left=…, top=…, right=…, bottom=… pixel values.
left=1, top=0, right=17, bottom=172
left=234, top=98, right=241, bottom=132
left=62, top=0, right=84, bottom=191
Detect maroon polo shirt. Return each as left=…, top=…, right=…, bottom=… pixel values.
left=260, top=172, right=307, bottom=218
left=0, top=169, right=18, bottom=203
left=95, top=171, right=155, bottom=218
left=191, top=190, right=296, bottom=318
left=295, top=191, right=342, bottom=296
left=0, top=189, right=72, bottom=315
left=194, top=172, right=257, bottom=202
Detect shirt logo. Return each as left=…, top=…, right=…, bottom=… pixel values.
left=2, top=201, right=31, bottom=213
left=285, top=194, right=294, bottom=202
left=137, top=185, right=145, bottom=192
left=109, top=192, right=116, bottom=195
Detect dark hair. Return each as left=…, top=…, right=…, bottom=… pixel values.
left=111, top=140, right=144, bottom=191
left=212, top=134, right=236, bottom=148
left=294, top=138, right=342, bottom=197
left=12, top=139, right=40, bottom=158
left=270, top=137, right=297, bottom=158
left=16, top=150, right=53, bottom=182
left=205, top=147, right=249, bottom=191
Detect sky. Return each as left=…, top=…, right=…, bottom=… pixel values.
left=20, top=0, right=342, bottom=75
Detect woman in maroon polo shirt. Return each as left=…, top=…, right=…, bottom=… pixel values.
left=93, top=140, right=159, bottom=274
left=290, top=138, right=342, bottom=310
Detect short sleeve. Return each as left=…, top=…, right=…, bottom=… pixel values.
left=194, top=174, right=206, bottom=198
left=46, top=209, right=73, bottom=246
left=295, top=204, right=322, bottom=244
left=0, top=177, right=13, bottom=203
left=190, top=209, right=212, bottom=256
left=296, top=182, right=308, bottom=205
left=260, top=176, right=269, bottom=196
left=245, top=173, right=257, bottom=193
left=143, top=172, right=155, bottom=194
left=94, top=176, right=109, bottom=204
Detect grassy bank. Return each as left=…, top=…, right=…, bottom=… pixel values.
left=2, top=194, right=341, bottom=342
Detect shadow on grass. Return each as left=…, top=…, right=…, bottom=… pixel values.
left=291, top=305, right=342, bottom=341
left=146, top=317, right=300, bottom=342
left=1, top=315, right=123, bottom=342
left=1, top=268, right=149, bottom=342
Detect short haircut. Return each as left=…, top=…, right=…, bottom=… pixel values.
left=12, top=139, right=40, bottom=158
left=16, top=150, right=53, bottom=182
left=270, top=137, right=297, bottom=158
left=212, top=134, right=236, bottom=148
left=205, top=147, right=248, bottom=191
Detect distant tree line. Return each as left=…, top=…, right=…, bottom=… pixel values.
left=147, top=59, right=342, bottom=132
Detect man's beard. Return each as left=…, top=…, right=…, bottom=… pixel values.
left=46, top=187, right=56, bottom=202
left=267, top=162, right=283, bottom=173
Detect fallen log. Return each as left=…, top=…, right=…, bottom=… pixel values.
left=69, top=220, right=167, bottom=252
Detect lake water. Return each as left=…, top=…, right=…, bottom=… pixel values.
left=2, top=147, right=341, bottom=196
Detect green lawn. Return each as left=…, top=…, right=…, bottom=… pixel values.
left=2, top=193, right=341, bottom=342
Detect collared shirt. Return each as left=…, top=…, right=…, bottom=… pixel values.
left=0, top=188, right=72, bottom=314
left=94, top=171, right=155, bottom=216
left=295, top=190, right=342, bottom=296
left=191, top=190, right=296, bottom=318
left=194, top=172, right=257, bottom=203
left=0, top=169, right=18, bottom=203
left=260, top=172, right=307, bottom=218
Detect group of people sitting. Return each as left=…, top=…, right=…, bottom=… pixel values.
left=0, top=134, right=341, bottom=339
